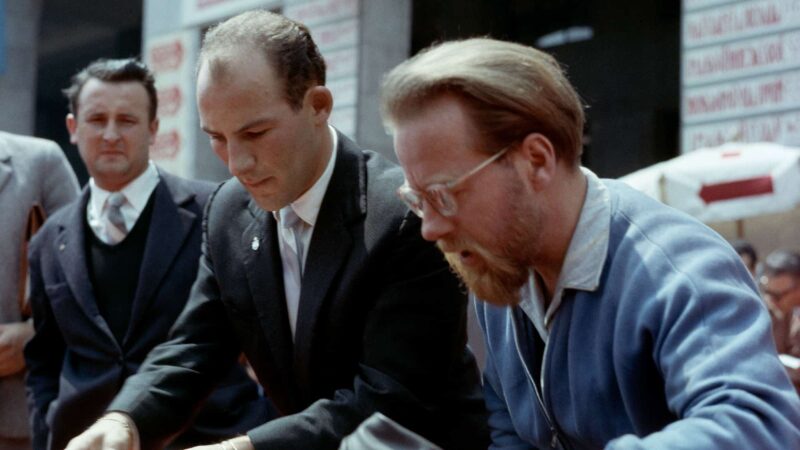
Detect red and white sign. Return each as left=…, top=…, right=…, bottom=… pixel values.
left=148, top=40, right=185, bottom=73
left=683, top=29, right=800, bottom=85
left=182, top=0, right=280, bottom=26
left=284, top=0, right=358, bottom=27
left=680, top=0, right=800, bottom=152
left=683, top=110, right=800, bottom=150
left=144, top=31, right=198, bottom=177
left=285, top=0, right=361, bottom=137
left=684, top=0, right=739, bottom=12
left=310, top=18, right=358, bottom=51
left=683, top=69, right=800, bottom=123
left=684, top=0, right=800, bottom=48
left=324, top=47, right=358, bottom=79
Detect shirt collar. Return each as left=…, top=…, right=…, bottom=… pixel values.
left=557, top=167, right=611, bottom=292
left=274, top=125, right=338, bottom=227
left=518, top=167, right=611, bottom=337
left=89, top=161, right=160, bottom=214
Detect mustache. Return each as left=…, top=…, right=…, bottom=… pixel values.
left=436, top=237, right=526, bottom=307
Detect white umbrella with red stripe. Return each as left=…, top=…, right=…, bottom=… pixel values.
left=619, top=142, right=800, bottom=238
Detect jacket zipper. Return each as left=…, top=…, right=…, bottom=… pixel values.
left=512, top=313, right=566, bottom=449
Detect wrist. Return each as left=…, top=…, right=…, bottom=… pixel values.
left=222, top=436, right=254, bottom=450
left=99, top=412, right=140, bottom=450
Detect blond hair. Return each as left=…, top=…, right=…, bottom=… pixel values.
left=381, top=38, right=585, bottom=165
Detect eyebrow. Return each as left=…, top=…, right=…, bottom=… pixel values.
left=201, top=117, right=278, bottom=136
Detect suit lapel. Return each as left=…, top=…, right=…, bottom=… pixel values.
left=56, top=189, right=117, bottom=341
left=124, top=177, right=195, bottom=345
left=292, top=133, right=365, bottom=382
left=241, top=204, right=298, bottom=398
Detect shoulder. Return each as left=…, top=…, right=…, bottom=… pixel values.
left=604, top=179, right=740, bottom=274
left=157, top=168, right=218, bottom=206
left=0, top=132, right=66, bottom=167
left=202, top=177, right=255, bottom=237
left=205, top=176, right=251, bottom=216
left=30, top=194, right=83, bottom=250
left=598, top=178, right=757, bottom=314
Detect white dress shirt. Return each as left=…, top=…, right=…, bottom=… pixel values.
left=87, top=162, right=160, bottom=245
left=274, top=125, right=339, bottom=338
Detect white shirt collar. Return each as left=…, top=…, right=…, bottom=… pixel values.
left=87, top=162, right=160, bottom=244
left=89, top=161, right=160, bottom=216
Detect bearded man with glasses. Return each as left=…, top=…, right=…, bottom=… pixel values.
left=381, top=38, right=800, bottom=449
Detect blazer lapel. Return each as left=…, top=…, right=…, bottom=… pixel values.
left=56, top=189, right=117, bottom=341
left=292, top=133, right=365, bottom=385
left=241, top=204, right=298, bottom=403
left=124, top=178, right=195, bottom=344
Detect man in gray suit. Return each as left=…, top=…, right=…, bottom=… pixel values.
left=0, top=131, right=79, bottom=450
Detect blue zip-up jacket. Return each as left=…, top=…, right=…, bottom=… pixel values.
left=477, top=177, right=800, bottom=449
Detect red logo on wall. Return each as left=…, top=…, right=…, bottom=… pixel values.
left=158, top=86, right=182, bottom=117
left=149, top=41, right=184, bottom=72
left=152, top=130, right=181, bottom=160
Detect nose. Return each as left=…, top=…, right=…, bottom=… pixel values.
left=420, top=205, right=454, bottom=242
left=226, top=141, right=256, bottom=177
left=102, top=122, right=121, bottom=142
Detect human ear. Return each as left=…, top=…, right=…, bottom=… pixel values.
left=306, top=86, right=333, bottom=124
left=66, top=114, right=78, bottom=144
left=516, top=133, right=557, bottom=189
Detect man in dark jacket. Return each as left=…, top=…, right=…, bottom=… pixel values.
left=25, top=58, right=268, bottom=450
left=64, top=11, right=488, bottom=450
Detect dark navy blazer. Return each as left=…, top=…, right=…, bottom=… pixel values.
left=25, top=170, right=268, bottom=450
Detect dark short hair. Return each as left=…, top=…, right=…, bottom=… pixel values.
left=763, top=250, right=800, bottom=278
left=63, top=58, right=158, bottom=120
left=199, top=10, right=326, bottom=111
left=731, top=240, right=757, bottom=264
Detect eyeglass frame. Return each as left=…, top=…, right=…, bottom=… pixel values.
left=396, top=144, right=513, bottom=218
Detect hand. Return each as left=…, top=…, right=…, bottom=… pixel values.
left=65, top=413, right=140, bottom=450
left=0, top=321, right=34, bottom=376
left=186, top=436, right=254, bottom=450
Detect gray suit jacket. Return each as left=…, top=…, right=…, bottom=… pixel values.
left=0, top=131, right=78, bottom=439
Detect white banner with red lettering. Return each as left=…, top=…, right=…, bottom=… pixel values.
left=619, top=142, right=800, bottom=222
left=144, top=31, right=198, bottom=177
left=681, top=0, right=800, bottom=152
left=182, top=0, right=281, bottom=27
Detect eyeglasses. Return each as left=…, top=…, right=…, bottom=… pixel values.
left=397, top=145, right=511, bottom=218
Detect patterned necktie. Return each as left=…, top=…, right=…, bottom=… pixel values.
left=280, top=207, right=306, bottom=273
left=280, top=207, right=307, bottom=338
left=105, top=192, right=128, bottom=244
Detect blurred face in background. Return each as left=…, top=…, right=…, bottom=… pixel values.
left=67, top=78, right=157, bottom=191
left=761, top=273, right=800, bottom=316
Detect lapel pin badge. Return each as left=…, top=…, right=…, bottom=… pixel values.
left=59, top=243, right=66, bottom=251
left=251, top=236, right=260, bottom=251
